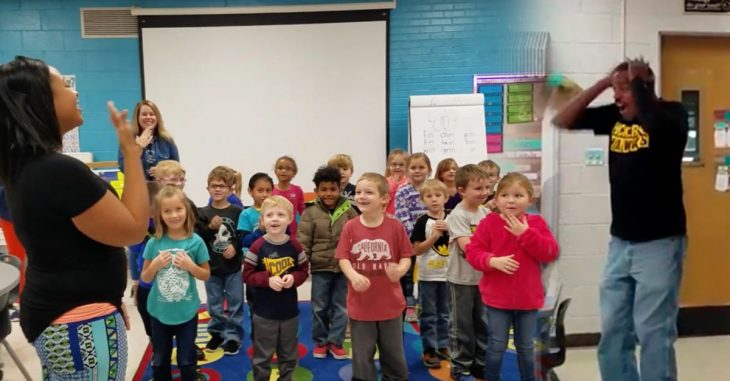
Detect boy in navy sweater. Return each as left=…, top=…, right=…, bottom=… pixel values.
left=243, top=195, right=309, bottom=381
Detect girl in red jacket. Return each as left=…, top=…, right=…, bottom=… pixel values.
left=465, top=172, right=559, bottom=381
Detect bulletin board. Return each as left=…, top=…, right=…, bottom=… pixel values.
left=91, top=166, right=125, bottom=199
left=474, top=74, right=550, bottom=212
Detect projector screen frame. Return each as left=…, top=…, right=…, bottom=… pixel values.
left=136, top=9, right=391, bottom=204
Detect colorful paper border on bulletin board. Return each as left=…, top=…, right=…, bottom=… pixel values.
left=474, top=74, right=547, bottom=211
left=713, top=109, right=730, bottom=192
left=96, top=170, right=125, bottom=198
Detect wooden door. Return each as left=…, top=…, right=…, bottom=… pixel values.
left=661, top=35, right=730, bottom=306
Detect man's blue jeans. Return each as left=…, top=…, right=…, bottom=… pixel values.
left=598, top=235, right=686, bottom=381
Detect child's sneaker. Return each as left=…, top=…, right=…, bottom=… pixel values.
left=312, top=344, right=328, bottom=359
left=451, top=373, right=476, bottom=381
left=328, top=344, right=348, bottom=360
left=422, top=351, right=441, bottom=368
left=469, top=365, right=485, bottom=379
left=404, top=306, right=418, bottom=322
left=205, top=333, right=224, bottom=351
left=222, top=341, right=240, bottom=355
left=194, top=370, right=206, bottom=381
left=196, top=346, right=206, bottom=361
left=9, top=307, right=19, bottom=323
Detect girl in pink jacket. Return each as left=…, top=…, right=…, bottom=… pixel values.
left=466, top=172, right=559, bottom=381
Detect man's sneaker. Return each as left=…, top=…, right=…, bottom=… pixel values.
left=328, top=344, right=348, bottom=360
left=422, top=351, right=441, bottom=368
left=404, top=306, right=418, bottom=322
left=205, top=333, right=224, bottom=351
left=222, top=341, right=240, bottom=355
left=312, top=344, right=328, bottom=359
left=451, top=373, right=476, bottom=381
left=436, top=347, right=450, bottom=360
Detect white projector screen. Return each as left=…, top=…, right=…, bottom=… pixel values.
left=140, top=13, right=387, bottom=205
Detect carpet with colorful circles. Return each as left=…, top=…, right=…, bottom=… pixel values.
left=133, top=303, right=524, bottom=381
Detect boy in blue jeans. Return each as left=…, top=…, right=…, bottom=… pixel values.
left=297, top=166, right=358, bottom=359
left=197, top=166, right=244, bottom=355
left=411, top=179, right=451, bottom=369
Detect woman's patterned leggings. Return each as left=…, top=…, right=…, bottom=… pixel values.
left=32, top=311, right=127, bottom=381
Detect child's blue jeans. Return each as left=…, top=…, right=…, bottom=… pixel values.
left=418, top=280, right=449, bottom=352
left=205, top=270, right=245, bottom=344
left=484, top=307, right=537, bottom=381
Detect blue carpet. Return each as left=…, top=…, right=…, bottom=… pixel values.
left=134, top=302, right=529, bottom=381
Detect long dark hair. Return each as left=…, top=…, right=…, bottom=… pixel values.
left=0, top=56, right=62, bottom=184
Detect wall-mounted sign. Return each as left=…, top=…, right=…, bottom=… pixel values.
left=685, top=0, right=730, bottom=13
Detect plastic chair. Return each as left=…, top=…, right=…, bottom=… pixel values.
left=0, top=254, right=33, bottom=381
left=539, top=298, right=571, bottom=381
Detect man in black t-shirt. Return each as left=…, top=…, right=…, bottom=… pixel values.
left=553, top=59, right=688, bottom=381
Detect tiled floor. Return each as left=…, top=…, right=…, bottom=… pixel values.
left=3, top=280, right=730, bottom=381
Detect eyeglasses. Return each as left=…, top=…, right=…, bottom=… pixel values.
left=208, top=184, right=229, bottom=190
left=160, top=177, right=186, bottom=185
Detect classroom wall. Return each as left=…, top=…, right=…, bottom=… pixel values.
left=534, top=0, right=730, bottom=335
left=0, top=0, right=520, bottom=162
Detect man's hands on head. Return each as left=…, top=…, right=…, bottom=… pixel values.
left=627, top=57, right=653, bottom=83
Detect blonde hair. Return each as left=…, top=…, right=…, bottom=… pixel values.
left=328, top=153, right=354, bottom=171
left=478, top=159, right=501, bottom=175
left=455, top=164, right=488, bottom=189
left=132, top=100, right=174, bottom=142
left=357, top=172, right=389, bottom=197
left=435, top=158, right=458, bottom=182
left=153, top=186, right=196, bottom=239
left=231, top=169, right=242, bottom=197
left=153, top=160, right=185, bottom=179
left=495, top=172, right=534, bottom=198
left=407, top=152, right=432, bottom=174
left=384, top=149, right=409, bottom=177
left=261, top=195, right=293, bottom=218
left=275, top=155, right=298, bottom=174
left=419, top=179, right=448, bottom=200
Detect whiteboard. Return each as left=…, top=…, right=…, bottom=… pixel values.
left=140, top=20, right=387, bottom=205
left=408, top=94, right=487, bottom=167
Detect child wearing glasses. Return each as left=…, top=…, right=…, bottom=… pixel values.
left=196, top=166, right=244, bottom=355
left=272, top=156, right=305, bottom=236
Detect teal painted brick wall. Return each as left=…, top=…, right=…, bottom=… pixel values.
left=0, top=0, right=520, bottom=161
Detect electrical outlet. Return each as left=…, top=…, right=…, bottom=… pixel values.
left=585, top=148, right=604, bottom=166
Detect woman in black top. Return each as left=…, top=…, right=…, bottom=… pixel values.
left=0, top=56, right=149, bottom=380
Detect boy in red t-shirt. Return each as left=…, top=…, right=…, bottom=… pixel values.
left=336, top=172, right=414, bottom=381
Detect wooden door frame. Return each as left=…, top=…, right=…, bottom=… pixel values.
left=657, top=31, right=730, bottom=96
left=659, top=34, right=730, bottom=337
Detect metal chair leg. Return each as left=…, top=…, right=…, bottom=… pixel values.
left=1, top=340, right=33, bottom=381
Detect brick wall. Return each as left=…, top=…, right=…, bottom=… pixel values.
left=0, top=0, right=520, bottom=160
